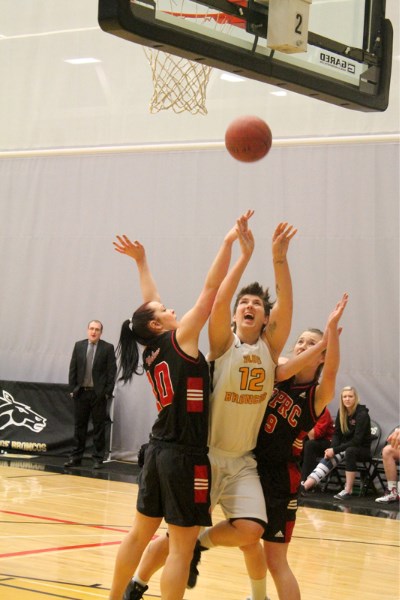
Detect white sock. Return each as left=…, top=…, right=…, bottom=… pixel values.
left=249, top=576, right=267, bottom=600
left=387, top=480, right=396, bottom=491
left=198, top=528, right=215, bottom=549
left=133, top=574, right=148, bottom=586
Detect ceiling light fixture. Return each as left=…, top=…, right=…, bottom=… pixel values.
left=220, top=73, right=246, bottom=82
left=65, top=58, right=101, bottom=65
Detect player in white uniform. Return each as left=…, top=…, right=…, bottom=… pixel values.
left=206, top=330, right=275, bottom=531
left=200, top=223, right=296, bottom=600
left=124, top=222, right=297, bottom=600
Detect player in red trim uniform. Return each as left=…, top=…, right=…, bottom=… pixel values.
left=108, top=211, right=254, bottom=600
left=255, top=293, right=348, bottom=600
left=123, top=221, right=297, bottom=600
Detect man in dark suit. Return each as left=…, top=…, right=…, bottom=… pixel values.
left=65, top=320, right=117, bottom=469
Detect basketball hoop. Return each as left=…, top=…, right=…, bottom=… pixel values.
left=144, top=47, right=212, bottom=115
left=142, top=2, right=245, bottom=114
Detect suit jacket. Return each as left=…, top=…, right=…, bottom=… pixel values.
left=69, top=338, right=117, bottom=399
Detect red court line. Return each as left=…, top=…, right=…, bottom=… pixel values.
left=0, top=540, right=120, bottom=559
left=0, top=509, right=160, bottom=560
left=0, top=509, right=127, bottom=533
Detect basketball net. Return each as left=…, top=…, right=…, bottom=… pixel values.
left=144, top=5, right=243, bottom=115
left=144, top=48, right=212, bottom=115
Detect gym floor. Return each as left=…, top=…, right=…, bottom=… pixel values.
left=1, top=454, right=399, bottom=599
left=1, top=453, right=398, bottom=521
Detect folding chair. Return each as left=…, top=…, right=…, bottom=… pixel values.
left=321, top=420, right=383, bottom=496
left=358, top=420, right=383, bottom=496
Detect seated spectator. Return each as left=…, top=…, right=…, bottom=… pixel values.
left=301, top=407, right=334, bottom=483
left=388, top=427, right=400, bottom=450
left=375, top=427, right=400, bottom=503
left=300, top=386, right=371, bottom=500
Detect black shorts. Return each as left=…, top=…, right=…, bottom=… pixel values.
left=136, top=440, right=212, bottom=527
left=259, top=460, right=300, bottom=544
left=262, top=496, right=297, bottom=543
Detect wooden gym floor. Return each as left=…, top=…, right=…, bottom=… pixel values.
left=0, top=455, right=399, bottom=600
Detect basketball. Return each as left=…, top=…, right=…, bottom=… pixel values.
left=225, top=115, right=272, bottom=163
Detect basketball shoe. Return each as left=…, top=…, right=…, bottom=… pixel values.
left=375, top=487, right=399, bottom=503
left=333, top=489, right=352, bottom=500
left=187, top=540, right=209, bottom=588
left=123, top=580, right=148, bottom=600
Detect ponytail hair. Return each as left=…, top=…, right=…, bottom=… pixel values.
left=116, top=302, right=157, bottom=383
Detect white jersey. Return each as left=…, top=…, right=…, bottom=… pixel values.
left=208, top=333, right=276, bottom=456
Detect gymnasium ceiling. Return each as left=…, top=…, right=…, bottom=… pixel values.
left=0, top=0, right=399, bottom=151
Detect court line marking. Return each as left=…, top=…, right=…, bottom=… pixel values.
left=293, top=533, right=400, bottom=548
left=0, top=580, right=96, bottom=599
left=0, top=509, right=162, bottom=560
left=0, top=509, right=127, bottom=532
left=0, top=540, right=121, bottom=559
left=0, top=509, right=127, bottom=559
left=0, top=572, right=108, bottom=590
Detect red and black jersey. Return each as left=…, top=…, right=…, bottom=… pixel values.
left=143, top=330, right=210, bottom=448
left=256, top=377, right=323, bottom=465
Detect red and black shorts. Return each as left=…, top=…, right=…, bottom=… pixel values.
left=259, top=460, right=300, bottom=544
left=137, top=440, right=212, bottom=527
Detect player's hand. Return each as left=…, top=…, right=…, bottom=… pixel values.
left=272, top=222, right=297, bottom=262
left=329, top=293, right=349, bottom=325
left=322, top=293, right=349, bottom=344
left=236, top=213, right=255, bottom=259
left=225, top=210, right=254, bottom=244
left=113, top=235, right=145, bottom=262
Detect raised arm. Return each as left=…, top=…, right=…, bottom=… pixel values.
left=113, top=236, right=160, bottom=303
left=263, top=223, right=297, bottom=363
left=314, top=293, right=349, bottom=414
left=275, top=293, right=348, bottom=396
left=178, top=211, right=254, bottom=355
left=275, top=336, right=327, bottom=383
left=208, top=215, right=255, bottom=360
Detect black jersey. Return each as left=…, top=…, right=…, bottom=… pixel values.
left=143, top=330, right=210, bottom=448
left=331, top=404, right=371, bottom=453
left=256, top=377, right=322, bottom=465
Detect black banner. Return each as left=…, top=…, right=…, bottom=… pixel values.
left=0, top=380, right=93, bottom=456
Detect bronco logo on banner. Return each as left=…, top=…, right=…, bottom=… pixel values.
left=0, top=390, right=47, bottom=432
left=0, top=380, right=92, bottom=456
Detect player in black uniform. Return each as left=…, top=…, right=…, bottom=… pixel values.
left=108, top=211, right=254, bottom=600
left=255, top=293, right=348, bottom=600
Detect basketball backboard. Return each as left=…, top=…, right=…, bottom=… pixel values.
left=98, top=0, right=393, bottom=112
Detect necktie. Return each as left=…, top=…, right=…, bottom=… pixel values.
left=83, top=342, right=95, bottom=387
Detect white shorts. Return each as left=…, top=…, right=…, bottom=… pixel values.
left=209, top=448, right=268, bottom=524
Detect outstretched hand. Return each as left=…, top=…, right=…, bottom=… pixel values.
left=320, top=293, right=349, bottom=346
left=113, top=235, right=145, bottom=262
left=272, top=222, right=297, bottom=262
left=326, top=293, right=349, bottom=330
left=236, top=211, right=255, bottom=259
left=225, top=209, right=254, bottom=245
